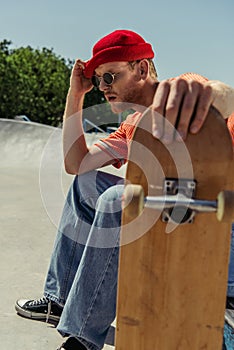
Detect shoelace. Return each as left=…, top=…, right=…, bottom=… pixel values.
left=28, top=296, right=49, bottom=306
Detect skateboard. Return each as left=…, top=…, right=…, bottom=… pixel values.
left=115, top=106, right=234, bottom=349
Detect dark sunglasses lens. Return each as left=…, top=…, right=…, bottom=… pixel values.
left=103, top=73, right=114, bottom=85
left=91, top=76, right=100, bottom=87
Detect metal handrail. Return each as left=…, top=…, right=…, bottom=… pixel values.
left=83, top=118, right=107, bottom=134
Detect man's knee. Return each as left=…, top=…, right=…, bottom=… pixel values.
left=100, top=184, right=124, bottom=201
left=73, top=170, right=123, bottom=202
left=96, top=184, right=124, bottom=215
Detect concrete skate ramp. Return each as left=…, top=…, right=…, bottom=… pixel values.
left=0, top=118, right=118, bottom=349
left=1, top=118, right=59, bottom=168
left=0, top=118, right=110, bottom=168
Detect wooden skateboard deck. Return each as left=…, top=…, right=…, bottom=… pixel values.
left=115, top=106, right=234, bottom=349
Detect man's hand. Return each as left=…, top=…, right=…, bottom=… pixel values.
left=69, top=59, right=93, bottom=96
left=151, top=78, right=213, bottom=143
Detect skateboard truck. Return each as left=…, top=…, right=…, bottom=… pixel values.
left=144, top=178, right=234, bottom=224
left=161, top=179, right=196, bottom=224
left=124, top=180, right=234, bottom=224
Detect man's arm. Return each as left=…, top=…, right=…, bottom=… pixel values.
left=151, top=76, right=234, bottom=143
left=207, top=80, right=234, bottom=119
left=63, top=60, right=115, bottom=175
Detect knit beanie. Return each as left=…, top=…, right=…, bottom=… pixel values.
left=84, top=29, right=154, bottom=78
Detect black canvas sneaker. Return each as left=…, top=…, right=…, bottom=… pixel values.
left=15, top=296, right=63, bottom=323
left=57, top=337, right=87, bottom=350
left=226, top=296, right=234, bottom=309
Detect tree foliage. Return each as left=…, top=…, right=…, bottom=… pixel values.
left=0, top=40, right=109, bottom=127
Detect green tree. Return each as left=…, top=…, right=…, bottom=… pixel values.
left=0, top=41, right=106, bottom=126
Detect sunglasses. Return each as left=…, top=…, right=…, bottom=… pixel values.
left=91, top=72, right=118, bottom=88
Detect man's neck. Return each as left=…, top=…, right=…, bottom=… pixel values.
left=133, top=81, right=159, bottom=113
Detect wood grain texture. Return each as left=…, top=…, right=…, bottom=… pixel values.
left=115, top=107, right=234, bottom=350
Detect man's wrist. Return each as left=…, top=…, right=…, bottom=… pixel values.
left=208, top=81, right=234, bottom=118
left=67, top=87, right=85, bottom=101
left=63, top=90, right=85, bottom=121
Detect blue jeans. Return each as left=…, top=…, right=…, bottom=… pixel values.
left=44, top=170, right=124, bottom=350
left=44, top=170, right=234, bottom=349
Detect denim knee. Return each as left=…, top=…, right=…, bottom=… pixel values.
left=73, top=170, right=123, bottom=205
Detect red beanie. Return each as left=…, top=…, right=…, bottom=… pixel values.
left=84, top=29, right=155, bottom=78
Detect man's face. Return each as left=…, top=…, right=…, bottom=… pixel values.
left=93, top=61, right=144, bottom=113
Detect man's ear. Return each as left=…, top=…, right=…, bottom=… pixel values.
left=139, top=59, right=149, bottom=79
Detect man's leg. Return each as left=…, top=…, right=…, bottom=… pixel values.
left=56, top=183, right=124, bottom=350
left=15, top=170, right=123, bottom=324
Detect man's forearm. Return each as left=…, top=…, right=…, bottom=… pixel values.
left=208, top=80, right=234, bottom=118
left=63, top=89, right=89, bottom=174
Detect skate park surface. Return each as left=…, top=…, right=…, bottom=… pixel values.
left=1, top=118, right=233, bottom=349
left=0, top=118, right=123, bottom=349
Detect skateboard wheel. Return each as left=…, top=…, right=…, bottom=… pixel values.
left=217, top=191, right=234, bottom=222
left=123, top=184, right=144, bottom=219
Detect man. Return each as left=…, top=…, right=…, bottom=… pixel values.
left=15, top=30, right=234, bottom=350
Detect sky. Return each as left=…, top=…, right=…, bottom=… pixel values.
left=0, top=0, right=233, bottom=86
